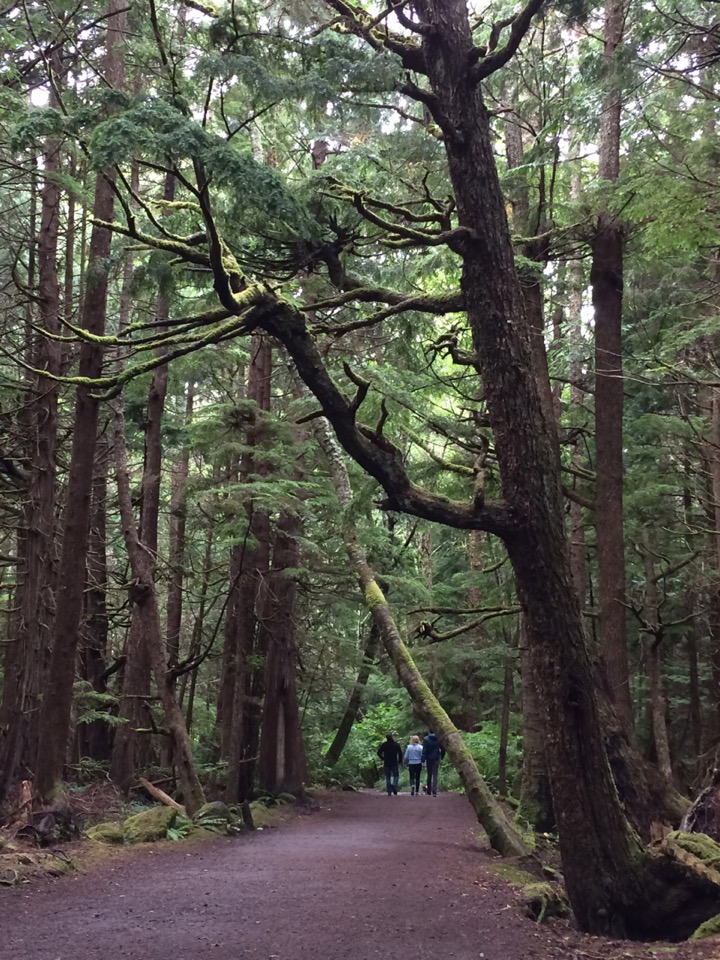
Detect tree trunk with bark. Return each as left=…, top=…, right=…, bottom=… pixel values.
left=640, top=532, right=674, bottom=784
left=35, top=1, right=126, bottom=798
left=224, top=336, right=273, bottom=802
left=79, top=432, right=112, bottom=763
left=257, top=510, right=308, bottom=795
left=0, top=58, right=62, bottom=798
left=113, top=398, right=205, bottom=816
left=166, top=381, right=195, bottom=672
left=591, top=0, right=633, bottom=729
left=518, top=619, right=554, bottom=831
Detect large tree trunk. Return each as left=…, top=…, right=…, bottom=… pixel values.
left=640, top=532, right=674, bottom=784
left=412, top=0, right=647, bottom=931
left=113, top=401, right=205, bottom=815
left=591, top=0, right=633, bottom=729
left=705, top=388, right=720, bottom=735
left=166, top=381, right=195, bottom=672
left=35, top=2, right=126, bottom=798
left=79, top=432, right=112, bottom=763
left=518, top=619, right=554, bottom=831
left=257, top=510, right=309, bottom=795
left=0, top=59, right=62, bottom=799
left=224, top=336, right=273, bottom=802
left=112, top=165, right=175, bottom=786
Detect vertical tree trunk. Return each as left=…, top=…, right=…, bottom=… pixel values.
left=518, top=619, right=554, bottom=830
left=79, top=432, right=112, bottom=763
left=504, top=107, right=557, bottom=457
left=568, top=201, right=588, bottom=606
left=324, top=625, right=379, bottom=767
left=36, top=6, right=127, bottom=798
left=225, top=336, right=273, bottom=802
left=686, top=596, right=703, bottom=760
left=110, top=223, right=154, bottom=789
left=257, top=510, right=308, bottom=795
left=591, top=0, right=632, bottom=729
left=178, top=527, right=215, bottom=718
left=497, top=654, right=513, bottom=799
left=166, top=381, right=195, bottom=672
left=113, top=402, right=205, bottom=815
left=705, top=388, right=720, bottom=734
left=0, top=58, right=62, bottom=798
left=640, top=532, right=673, bottom=783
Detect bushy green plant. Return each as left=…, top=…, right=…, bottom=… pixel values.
left=322, top=702, right=415, bottom=787
left=441, top=724, right=521, bottom=794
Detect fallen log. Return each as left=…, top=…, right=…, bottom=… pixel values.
left=138, top=778, right=185, bottom=814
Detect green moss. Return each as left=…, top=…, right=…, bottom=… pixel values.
left=86, top=821, right=125, bottom=845
left=123, top=806, right=177, bottom=843
left=0, top=851, right=74, bottom=886
left=522, top=882, right=570, bottom=923
left=248, top=801, right=283, bottom=829
left=666, top=831, right=720, bottom=870
left=364, top=579, right=386, bottom=609
left=690, top=913, right=720, bottom=940
left=489, top=863, right=537, bottom=886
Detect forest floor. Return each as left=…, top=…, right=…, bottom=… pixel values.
left=0, top=790, right=718, bottom=960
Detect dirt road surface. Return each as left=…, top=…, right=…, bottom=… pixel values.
left=0, top=792, right=717, bottom=960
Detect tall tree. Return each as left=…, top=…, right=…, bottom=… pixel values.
left=0, top=49, right=62, bottom=799
left=591, top=0, right=633, bottom=728
left=36, top=0, right=128, bottom=798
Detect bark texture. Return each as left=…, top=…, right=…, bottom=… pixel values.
left=257, top=510, right=308, bottom=795
left=35, top=1, right=126, bottom=798
left=113, top=400, right=204, bottom=816
left=591, top=0, right=632, bottom=729
left=0, top=57, right=62, bottom=797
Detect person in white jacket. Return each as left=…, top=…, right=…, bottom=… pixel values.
left=403, top=736, right=423, bottom=795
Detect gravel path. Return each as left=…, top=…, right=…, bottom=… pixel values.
left=0, top=791, right=718, bottom=960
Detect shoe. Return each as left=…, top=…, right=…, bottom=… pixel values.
left=411, top=788, right=415, bottom=796
left=432, top=792, right=437, bottom=796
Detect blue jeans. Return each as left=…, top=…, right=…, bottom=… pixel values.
left=384, top=765, right=399, bottom=794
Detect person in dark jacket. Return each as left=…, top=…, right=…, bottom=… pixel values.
left=377, top=733, right=403, bottom=795
left=421, top=732, right=444, bottom=796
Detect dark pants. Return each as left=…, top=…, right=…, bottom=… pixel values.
left=408, top=763, right=421, bottom=793
left=384, top=764, right=399, bottom=795
left=426, top=758, right=439, bottom=795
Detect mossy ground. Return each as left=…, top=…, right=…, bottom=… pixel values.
left=488, top=863, right=538, bottom=886
left=690, top=914, right=720, bottom=940
left=0, top=850, right=74, bottom=886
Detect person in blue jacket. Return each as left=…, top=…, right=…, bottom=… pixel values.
left=421, top=731, right=445, bottom=796
left=377, top=733, right=403, bottom=795
left=403, top=735, right=423, bottom=796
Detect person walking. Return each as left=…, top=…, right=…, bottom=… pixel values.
left=422, top=731, right=444, bottom=796
left=377, top=733, right=403, bottom=796
left=403, top=735, right=423, bottom=796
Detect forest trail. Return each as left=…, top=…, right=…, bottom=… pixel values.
left=0, top=792, right=717, bottom=960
